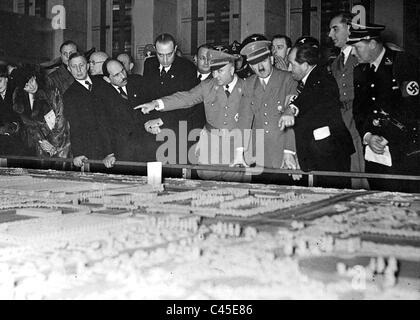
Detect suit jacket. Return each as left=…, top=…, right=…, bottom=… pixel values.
left=94, top=74, right=148, bottom=162
left=64, top=77, right=113, bottom=160
left=141, top=56, right=206, bottom=162
left=292, top=65, right=355, bottom=171
left=237, top=69, right=297, bottom=169
left=0, top=88, right=23, bottom=155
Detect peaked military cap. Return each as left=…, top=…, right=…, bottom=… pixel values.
left=295, top=36, right=320, bottom=48
left=207, top=45, right=238, bottom=71
left=240, top=34, right=271, bottom=65
left=347, top=23, right=385, bottom=44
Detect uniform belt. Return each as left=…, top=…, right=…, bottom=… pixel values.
left=340, top=101, right=352, bottom=111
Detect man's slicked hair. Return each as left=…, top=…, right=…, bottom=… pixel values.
left=0, top=65, right=9, bottom=78
left=271, top=35, right=292, bottom=49
left=102, top=58, right=124, bottom=77
left=60, top=40, right=79, bottom=53
left=154, top=33, right=177, bottom=47
left=294, top=44, right=320, bottom=66
left=333, top=12, right=355, bottom=26
left=68, top=52, right=87, bottom=64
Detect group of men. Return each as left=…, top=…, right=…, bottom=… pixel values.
left=0, top=12, right=419, bottom=192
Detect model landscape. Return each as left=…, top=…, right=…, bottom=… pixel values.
left=0, top=168, right=419, bottom=300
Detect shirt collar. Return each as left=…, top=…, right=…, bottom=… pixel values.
left=159, top=65, right=172, bottom=73
left=198, top=72, right=211, bottom=81
left=371, top=47, right=386, bottom=72
left=225, top=75, right=238, bottom=93
left=341, top=45, right=353, bottom=64
left=76, top=76, right=92, bottom=89
left=301, top=65, right=316, bottom=85
left=112, top=84, right=127, bottom=94
left=259, top=71, right=273, bottom=85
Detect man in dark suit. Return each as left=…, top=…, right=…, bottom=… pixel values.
left=100, top=58, right=147, bottom=162
left=63, top=52, right=115, bottom=169
left=195, top=44, right=213, bottom=82
left=349, top=23, right=420, bottom=193
left=287, top=43, right=355, bottom=188
left=0, top=65, right=22, bottom=156
left=142, top=33, right=205, bottom=164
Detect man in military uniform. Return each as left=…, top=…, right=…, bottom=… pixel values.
left=136, top=46, right=250, bottom=183
left=232, top=38, right=300, bottom=184
left=329, top=12, right=369, bottom=190
left=349, top=23, right=420, bottom=192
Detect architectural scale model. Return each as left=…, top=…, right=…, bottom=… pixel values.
left=0, top=168, right=419, bottom=300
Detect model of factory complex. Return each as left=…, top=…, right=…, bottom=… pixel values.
left=0, top=168, right=419, bottom=299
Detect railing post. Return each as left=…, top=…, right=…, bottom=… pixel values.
left=81, top=162, right=91, bottom=173
left=308, top=174, right=314, bottom=187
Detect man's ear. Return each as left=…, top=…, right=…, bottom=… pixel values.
left=174, top=45, right=178, bottom=54
left=103, top=76, right=111, bottom=83
left=270, top=56, right=274, bottom=65
left=129, top=62, right=134, bottom=71
left=286, top=48, right=291, bottom=56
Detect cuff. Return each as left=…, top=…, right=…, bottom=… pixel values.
left=284, top=150, right=296, bottom=156
left=155, top=99, right=165, bottom=111
left=363, top=132, right=372, bottom=145
left=289, top=104, right=299, bottom=117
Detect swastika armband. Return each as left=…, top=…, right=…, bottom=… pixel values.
left=402, top=81, right=419, bottom=97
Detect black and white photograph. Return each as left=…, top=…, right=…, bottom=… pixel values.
left=0, top=0, right=419, bottom=303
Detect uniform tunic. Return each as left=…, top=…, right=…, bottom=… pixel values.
left=237, top=69, right=297, bottom=169
left=353, top=47, right=420, bottom=192
left=331, top=50, right=369, bottom=190
left=160, top=76, right=249, bottom=182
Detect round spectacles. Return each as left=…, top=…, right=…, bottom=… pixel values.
left=89, top=60, right=106, bottom=66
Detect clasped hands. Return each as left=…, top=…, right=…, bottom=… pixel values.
left=73, top=153, right=116, bottom=169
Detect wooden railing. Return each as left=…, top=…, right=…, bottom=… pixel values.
left=1, top=155, right=420, bottom=189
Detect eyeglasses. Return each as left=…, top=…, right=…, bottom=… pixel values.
left=89, top=60, right=106, bottom=66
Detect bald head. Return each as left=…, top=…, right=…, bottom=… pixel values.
left=89, top=51, right=109, bottom=76
left=117, top=53, right=134, bottom=74
left=103, top=59, right=128, bottom=87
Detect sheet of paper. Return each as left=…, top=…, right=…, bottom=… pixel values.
left=44, top=110, right=56, bottom=131
left=365, top=145, right=392, bottom=167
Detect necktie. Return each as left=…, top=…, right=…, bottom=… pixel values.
left=85, top=81, right=92, bottom=91
left=160, top=68, right=167, bottom=78
left=260, top=79, right=267, bottom=91
left=338, top=52, right=345, bottom=70
left=296, top=81, right=305, bottom=95
left=225, top=85, right=230, bottom=98
left=119, top=87, right=128, bottom=100
left=370, top=64, right=376, bottom=73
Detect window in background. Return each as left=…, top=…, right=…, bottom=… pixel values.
left=112, top=0, right=132, bottom=57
